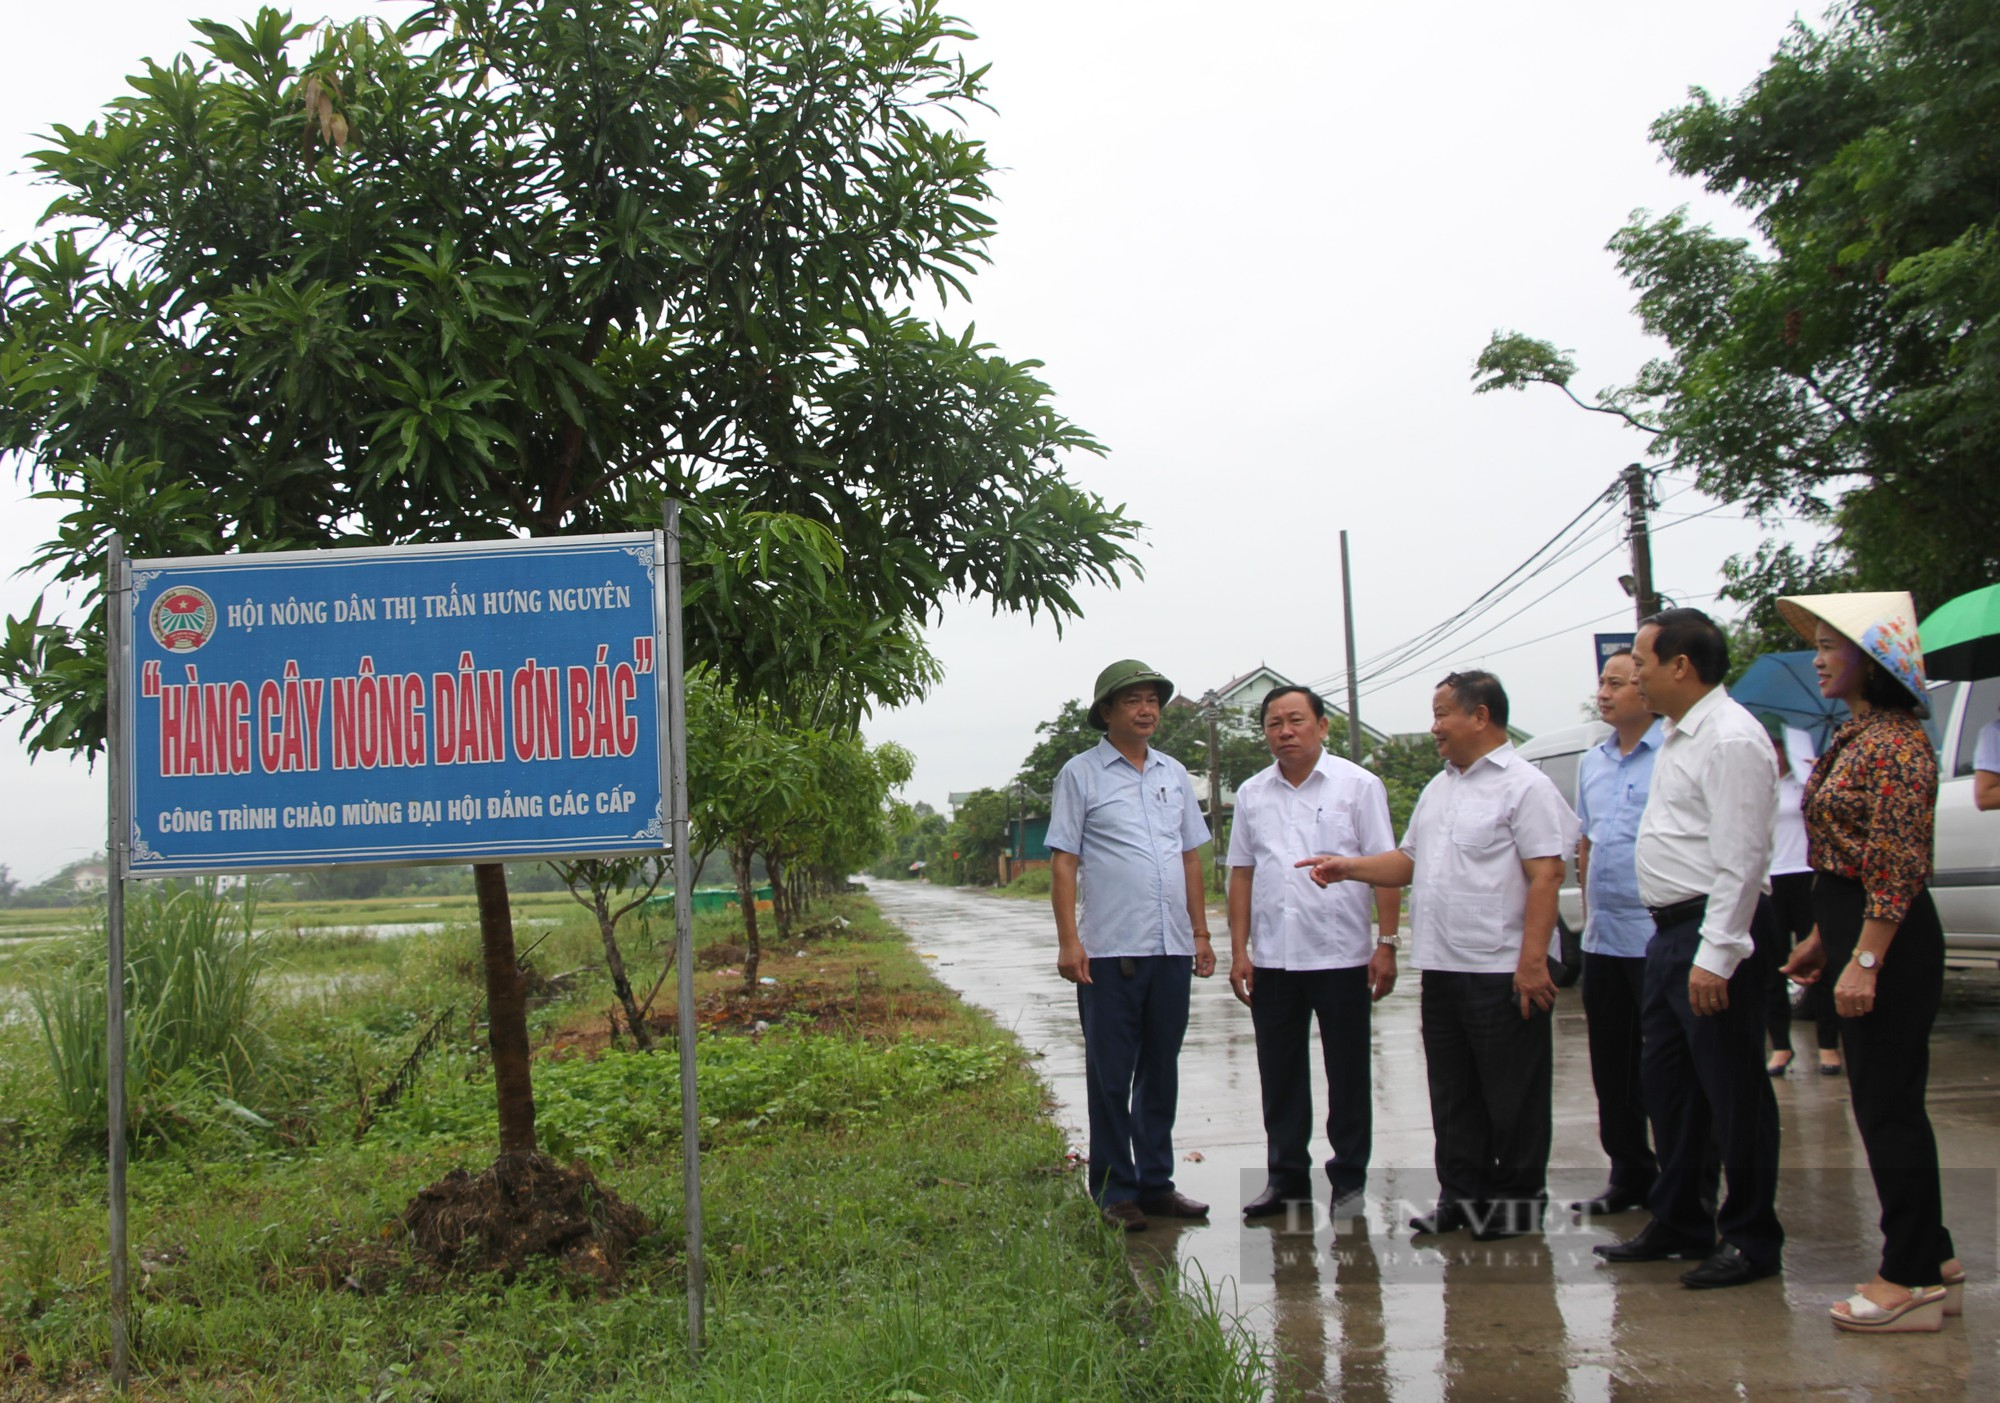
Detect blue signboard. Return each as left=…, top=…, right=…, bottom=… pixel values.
left=121, top=534, right=667, bottom=875
left=1594, top=631, right=1637, bottom=673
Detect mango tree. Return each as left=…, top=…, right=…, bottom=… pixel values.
left=0, top=1, right=1137, bottom=1162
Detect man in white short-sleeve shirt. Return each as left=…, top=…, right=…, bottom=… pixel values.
left=1226, top=685, right=1400, bottom=1221
left=1302, top=670, right=1577, bottom=1241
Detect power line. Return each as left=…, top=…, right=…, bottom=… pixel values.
left=1357, top=534, right=1630, bottom=696
left=1652, top=500, right=1737, bottom=530
left=1308, top=502, right=1621, bottom=696
left=1306, top=488, right=1623, bottom=695
left=1360, top=604, right=1635, bottom=692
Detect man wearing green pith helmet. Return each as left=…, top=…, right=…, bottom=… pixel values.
left=1046, top=660, right=1216, bottom=1232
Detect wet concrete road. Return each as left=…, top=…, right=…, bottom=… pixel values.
left=866, top=880, right=2000, bottom=1401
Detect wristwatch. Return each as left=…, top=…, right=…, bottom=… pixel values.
left=1376, top=934, right=1402, bottom=951
left=1855, top=949, right=1879, bottom=970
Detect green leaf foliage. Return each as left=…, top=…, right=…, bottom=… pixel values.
left=1473, top=0, right=2000, bottom=612
left=0, top=0, right=1138, bottom=756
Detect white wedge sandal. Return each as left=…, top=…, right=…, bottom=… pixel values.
left=1831, top=1283, right=1947, bottom=1334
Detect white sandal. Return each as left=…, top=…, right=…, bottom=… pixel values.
left=1831, top=1283, right=1946, bottom=1333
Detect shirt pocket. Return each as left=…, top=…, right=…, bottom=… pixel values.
left=1152, top=773, right=1188, bottom=848
left=1310, top=806, right=1358, bottom=854
left=1449, top=797, right=1508, bottom=855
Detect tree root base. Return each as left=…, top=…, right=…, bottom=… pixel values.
left=401, top=1151, right=651, bottom=1285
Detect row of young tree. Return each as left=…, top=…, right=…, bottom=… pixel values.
left=554, top=668, right=909, bottom=1050
left=880, top=698, right=1450, bottom=891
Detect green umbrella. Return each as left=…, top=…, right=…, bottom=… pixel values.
left=1920, top=582, right=2000, bottom=680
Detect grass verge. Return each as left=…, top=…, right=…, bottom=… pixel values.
left=0, top=892, right=1265, bottom=1401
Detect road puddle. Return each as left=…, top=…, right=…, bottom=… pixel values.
left=867, top=878, right=2000, bottom=1400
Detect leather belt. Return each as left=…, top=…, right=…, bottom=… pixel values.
left=1648, top=895, right=1708, bottom=930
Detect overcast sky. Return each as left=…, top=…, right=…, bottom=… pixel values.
left=0, top=0, right=1828, bottom=882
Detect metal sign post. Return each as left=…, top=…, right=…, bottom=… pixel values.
left=662, top=502, right=705, bottom=1355
left=106, top=536, right=131, bottom=1392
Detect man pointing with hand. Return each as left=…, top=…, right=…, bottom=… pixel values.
left=1300, top=670, right=1577, bottom=1241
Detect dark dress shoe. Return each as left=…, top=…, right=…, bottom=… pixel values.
left=1593, top=1221, right=1712, bottom=1262
left=1409, top=1203, right=1471, bottom=1236
left=1470, top=1199, right=1544, bottom=1242
left=1680, top=1242, right=1777, bottom=1289
left=1135, top=1190, right=1209, bottom=1220
left=1243, top=1182, right=1313, bottom=1220
left=1100, top=1201, right=1148, bottom=1232
left=1570, top=1184, right=1651, bottom=1215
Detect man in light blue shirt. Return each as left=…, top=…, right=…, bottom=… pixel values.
left=1572, top=647, right=1665, bottom=1216
left=1048, top=659, right=1215, bottom=1231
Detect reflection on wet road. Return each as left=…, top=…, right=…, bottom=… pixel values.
left=868, top=879, right=2000, bottom=1401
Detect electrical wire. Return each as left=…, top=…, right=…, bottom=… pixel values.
left=1359, top=604, right=1637, bottom=688
left=1303, top=486, right=1624, bottom=696
left=1652, top=500, right=1737, bottom=530
left=1300, top=467, right=1750, bottom=712
left=1356, top=534, right=1630, bottom=696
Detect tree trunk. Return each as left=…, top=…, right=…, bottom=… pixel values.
left=767, top=853, right=792, bottom=943
left=731, top=842, right=761, bottom=993
left=474, top=862, right=537, bottom=1155
left=593, top=888, right=656, bottom=1051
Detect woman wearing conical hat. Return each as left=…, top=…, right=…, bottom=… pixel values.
left=1776, top=591, right=1961, bottom=1334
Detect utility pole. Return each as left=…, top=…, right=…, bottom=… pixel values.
left=1007, top=781, right=1022, bottom=885
left=1203, top=692, right=1225, bottom=888
left=1339, top=530, right=1364, bottom=762
left=1623, top=463, right=1660, bottom=626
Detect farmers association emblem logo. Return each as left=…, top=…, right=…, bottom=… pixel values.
left=150, top=585, right=218, bottom=653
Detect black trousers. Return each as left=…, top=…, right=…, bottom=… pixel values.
left=1641, top=916, right=1784, bottom=1269
left=1814, top=874, right=1956, bottom=1287
left=1421, top=970, right=1552, bottom=1228
left=1076, top=955, right=1191, bottom=1206
left=1250, top=964, right=1371, bottom=1196
left=1581, top=951, right=1656, bottom=1193
left=1762, top=871, right=1839, bottom=1054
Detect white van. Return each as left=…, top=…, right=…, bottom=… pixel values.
left=1515, top=692, right=2000, bottom=968
left=1921, top=676, right=2000, bottom=962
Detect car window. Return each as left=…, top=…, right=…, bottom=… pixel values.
left=1923, top=680, right=1958, bottom=757
left=1533, top=751, right=1582, bottom=808
left=1953, top=677, right=2000, bottom=777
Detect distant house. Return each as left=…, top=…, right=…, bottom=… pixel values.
left=69, top=863, right=108, bottom=893
left=1181, top=664, right=1390, bottom=744
left=1173, top=664, right=1394, bottom=806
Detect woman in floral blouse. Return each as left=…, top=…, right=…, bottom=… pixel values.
left=1777, top=591, right=1958, bottom=1334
